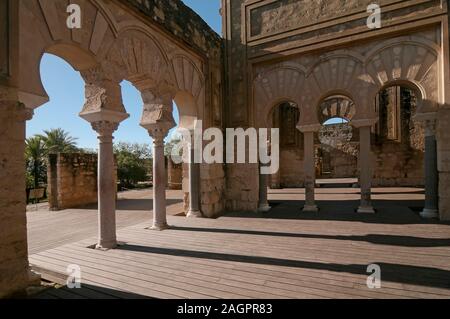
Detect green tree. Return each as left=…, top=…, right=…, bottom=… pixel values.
left=25, top=136, right=46, bottom=189
left=39, top=128, right=78, bottom=154
left=114, top=142, right=152, bottom=188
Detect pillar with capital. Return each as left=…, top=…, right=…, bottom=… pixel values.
left=91, top=121, right=119, bottom=249
left=258, top=140, right=271, bottom=212
left=80, top=67, right=129, bottom=249
left=356, top=123, right=376, bottom=214
left=139, top=87, right=176, bottom=230
left=297, top=124, right=321, bottom=213
left=420, top=118, right=439, bottom=218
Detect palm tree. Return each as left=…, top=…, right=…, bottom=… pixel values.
left=25, top=136, right=46, bottom=189
left=39, top=128, right=78, bottom=154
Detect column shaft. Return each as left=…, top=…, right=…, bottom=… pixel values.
left=358, top=126, right=375, bottom=213
left=96, top=129, right=117, bottom=249
left=187, top=142, right=202, bottom=217
left=421, top=121, right=439, bottom=218
left=303, top=131, right=318, bottom=212
left=258, top=166, right=271, bottom=212
left=152, top=138, right=169, bottom=229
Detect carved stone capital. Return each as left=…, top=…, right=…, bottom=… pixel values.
left=0, top=99, right=34, bottom=121
left=91, top=121, right=119, bottom=137
left=140, top=88, right=176, bottom=135
left=80, top=66, right=127, bottom=115
left=148, top=126, right=170, bottom=146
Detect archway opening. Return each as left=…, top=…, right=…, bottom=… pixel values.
left=269, top=101, right=303, bottom=189
left=316, top=95, right=358, bottom=186
left=373, top=84, right=425, bottom=187
left=166, top=92, right=198, bottom=216
left=26, top=53, right=92, bottom=254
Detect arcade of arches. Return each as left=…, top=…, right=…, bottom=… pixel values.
left=1, top=0, right=450, bottom=297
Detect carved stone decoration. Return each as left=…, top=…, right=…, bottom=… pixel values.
left=254, top=64, right=306, bottom=127
left=365, top=42, right=438, bottom=103
left=250, top=0, right=375, bottom=37
left=318, top=96, right=356, bottom=124
left=80, top=67, right=126, bottom=114
left=171, top=55, right=204, bottom=102
left=91, top=120, right=119, bottom=137
left=308, top=55, right=364, bottom=101
left=106, top=34, right=169, bottom=90
left=140, top=87, right=176, bottom=134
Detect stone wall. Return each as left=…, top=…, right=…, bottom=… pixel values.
left=201, top=163, right=225, bottom=217
left=0, top=0, right=32, bottom=298
left=279, top=149, right=304, bottom=187
left=47, top=153, right=102, bottom=210
left=437, top=108, right=450, bottom=220
left=167, top=157, right=182, bottom=190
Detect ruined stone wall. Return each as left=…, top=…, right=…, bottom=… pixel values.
left=373, top=144, right=425, bottom=187
left=47, top=153, right=102, bottom=210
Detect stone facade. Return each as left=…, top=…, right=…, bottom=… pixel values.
left=47, top=153, right=104, bottom=210
left=223, top=0, right=446, bottom=214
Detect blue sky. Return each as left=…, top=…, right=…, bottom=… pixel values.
left=27, top=0, right=222, bottom=150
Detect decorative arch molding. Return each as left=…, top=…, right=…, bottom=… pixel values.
left=364, top=40, right=439, bottom=104
left=253, top=64, right=306, bottom=127
left=169, top=55, right=206, bottom=129
left=102, top=28, right=171, bottom=91
left=18, top=0, right=119, bottom=109
left=170, top=55, right=205, bottom=104
left=318, top=95, right=356, bottom=124
left=307, top=55, right=365, bottom=107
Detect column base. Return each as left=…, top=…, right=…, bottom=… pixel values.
left=357, top=206, right=375, bottom=214
left=258, top=204, right=271, bottom=212
left=150, top=223, right=171, bottom=231
left=28, top=268, right=41, bottom=287
left=95, top=240, right=117, bottom=250
left=420, top=208, right=439, bottom=219
left=302, top=205, right=318, bottom=213
left=186, top=210, right=203, bottom=218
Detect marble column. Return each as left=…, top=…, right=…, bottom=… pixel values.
left=92, top=121, right=119, bottom=249
left=148, top=128, right=170, bottom=230
left=357, top=125, right=375, bottom=213
left=187, top=134, right=202, bottom=217
left=420, top=119, right=439, bottom=218
left=303, top=131, right=318, bottom=212
left=258, top=164, right=271, bottom=212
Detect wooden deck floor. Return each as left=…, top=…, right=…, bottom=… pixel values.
left=30, top=204, right=450, bottom=299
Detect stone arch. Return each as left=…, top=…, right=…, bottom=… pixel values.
left=18, top=0, right=118, bottom=109
left=170, top=55, right=205, bottom=129
left=266, top=99, right=301, bottom=130
left=253, top=64, right=306, bottom=128
left=364, top=39, right=439, bottom=109
left=103, top=29, right=170, bottom=90
left=307, top=54, right=365, bottom=109
left=318, top=95, right=356, bottom=124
